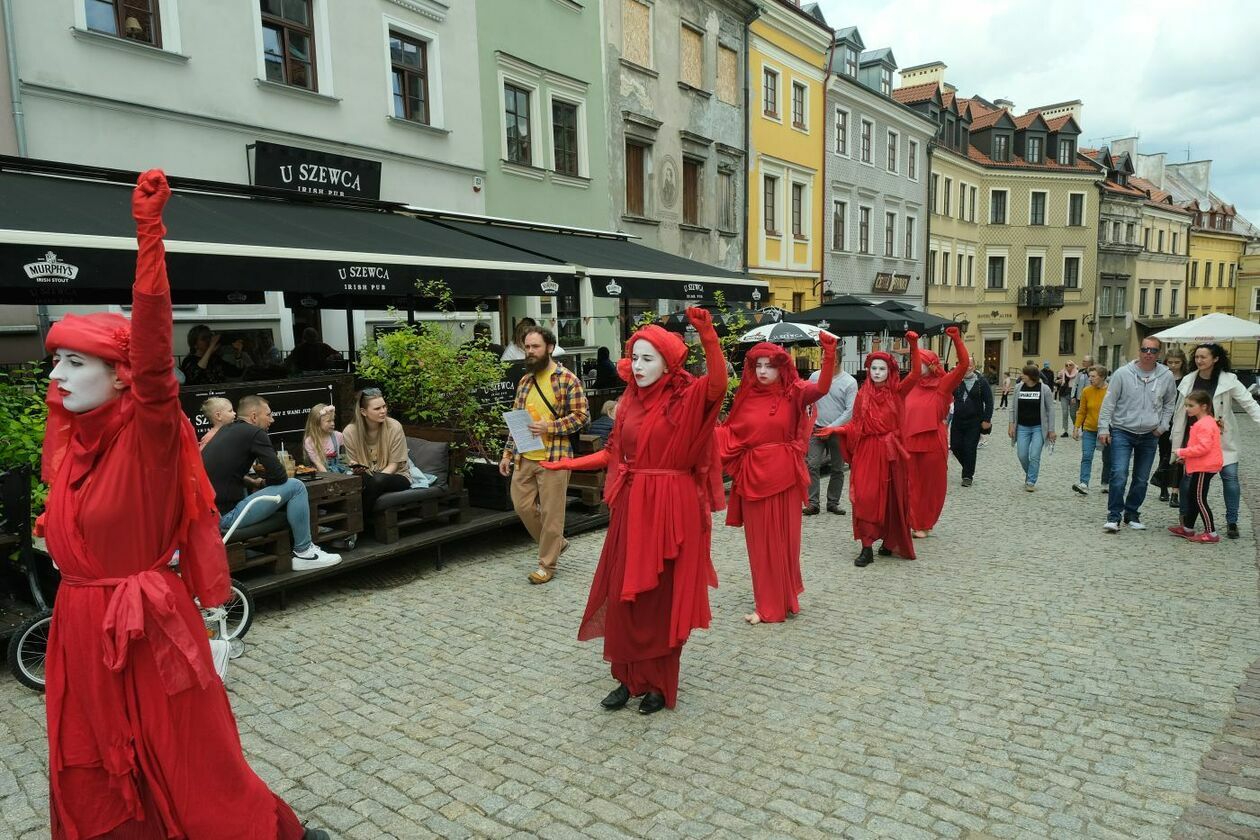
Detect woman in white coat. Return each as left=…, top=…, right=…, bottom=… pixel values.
left=1169, top=343, right=1260, bottom=540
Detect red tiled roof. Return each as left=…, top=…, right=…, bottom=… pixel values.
left=966, top=146, right=1100, bottom=173
left=941, top=90, right=956, bottom=110
left=891, top=81, right=938, bottom=105
left=1101, top=180, right=1146, bottom=198
left=1046, top=115, right=1074, bottom=131
left=1080, top=147, right=1100, bottom=159
left=968, top=108, right=1007, bottom=130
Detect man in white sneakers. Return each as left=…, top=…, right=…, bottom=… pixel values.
left=202, top=394, right=342, bottom=570
left=1096, top=338, right=1178, bottom=533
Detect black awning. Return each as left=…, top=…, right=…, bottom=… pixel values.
left=0, top=167, right=576, bottom=305
left=428, top=218, right=768, bottom=302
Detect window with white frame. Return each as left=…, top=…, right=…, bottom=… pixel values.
left=791, top=182, right=805, bottom=237
left=388, top=29, right=430, bottom=124
left=928, top=247, right=937, bottom=283
left=886, top=130, right=898, bottom=173
left=763, top=174, right=779, bottom=235
left=1063, top=254, right=1081, bottom=289
left=967, top=253, right=974, bottom=286
left=1057, top=137, right=1075, bottom=165
left=860, top=119, right=873, bottom=163
left=832, top=200, right=846, bottom=250
left=987, top=255, right=1006, bottom=289
left=791, top=81, right=807, bottom=129
left=957, top=181, right=966, bottom=219
left=87, top=0, right=163, bottom=46
left=940, top=248, right=950, bottom=285
left=763, top=67, right=779, bottom=118
left=261, top=0, right=317, bottom=89
left=904, top=216, right=915, bottom=259
left=908, top=140, right=918, bottom=180
left=1068, top=192, right=1085, bottom=226
left=884, top=212, right=896, bottom=256
left=1027, top=254, right=1043, bottom=285
left=550, top=97, right=581, bottom=176
left=1030, top=191, right=1046, bottom=226
left=956, top=252, right=965, bottom=287
left=1100, top=285, right=1112, bottom=315
left=844, top=46, right=858, bottom=77
left=503, top=82, right=534, bottom=165
left=859, top=206, right=871, bottom=253
left=880, top=67, right=892, bottom=95
left=990, top=189, right=1007, bottom=224
left=718, top=170, right=735, bottom=231
left=1170, top=287, right=1179, bottom=315
left=942, top=178, right=952, bottom=218
left=968, top=186, right=977, bottom=222
left=834, top=108, right=848, bottom=155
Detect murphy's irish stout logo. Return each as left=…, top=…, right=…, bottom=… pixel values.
left=24, top=252, right=79, bottom=284
left=605, top=279, right=622, bottom=296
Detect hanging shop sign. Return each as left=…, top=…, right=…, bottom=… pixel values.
left=250, top=141, right=382, bottom=199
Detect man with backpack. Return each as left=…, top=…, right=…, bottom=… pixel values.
left=499, top=325, right=589, bottom=584
left=950, top=359, right=994, bottom=487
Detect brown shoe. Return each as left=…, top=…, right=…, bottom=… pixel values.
left=528, top=567, right=554, bottom=584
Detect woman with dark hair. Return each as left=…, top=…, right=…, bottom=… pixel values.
left=1154, top=349, right=1189, bottom=504
left=1008, top=364, right=1056, bottom=491
left=179, top=323, right=240, bottom=385
left=718, top=333, right=836, bottom=625
left=817, top=332, right=921, bottom=567
left=540, top=308, right=726, bottom=714
left=40, top=171, right=323, bottom=840
left=1169, top=343, right=1260, bottom=539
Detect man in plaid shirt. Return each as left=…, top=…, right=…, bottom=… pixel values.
left=498, top=325, right=589, bottom=584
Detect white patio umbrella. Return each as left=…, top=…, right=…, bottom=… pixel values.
left=738, top=321, right=839, bottom=345
left=1151, top=312, right=1260, bottom=342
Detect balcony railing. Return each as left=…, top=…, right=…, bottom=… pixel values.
left=1017, top=285, right=1065, bottom=311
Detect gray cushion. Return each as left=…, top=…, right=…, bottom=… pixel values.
left=406, top=437, right=449, bottom=488
left=223, top=510, right=288, bottom=541
left=374, top=485, right=447, bottom=512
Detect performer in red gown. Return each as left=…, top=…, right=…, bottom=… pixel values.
left=542, top=307, right=726, bottom=714
left=41, top=171, right=318, bottom=840
left=718, top=334, right=835, bottom=625
left=902, top=326, right=969, bottom=538
left=818, top=332, right=921, bottom=568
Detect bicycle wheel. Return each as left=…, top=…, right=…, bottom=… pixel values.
left=222, top=579, right=254, bottom=641
left=7, top=610, right=53, bottom=692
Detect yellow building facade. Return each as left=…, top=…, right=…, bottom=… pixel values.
left=1236, top=242, right=1260, bottom=370
left=1186, top=230, right=1245, bottom=319
left=746, top=1, right=831, bottom=311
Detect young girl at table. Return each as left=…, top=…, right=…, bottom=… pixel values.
left=197, top=395, right=235, bottom=451
left=1169, top=390, right=1225, bottom=544
left=303, top=403, right=345, bottom=472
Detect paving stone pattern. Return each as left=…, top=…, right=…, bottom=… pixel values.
left=3, top=432, right=1260, bottom=839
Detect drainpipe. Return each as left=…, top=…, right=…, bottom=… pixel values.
left=819, top=32, right=835, bottom=306
left=2, top=0, right=26, bottom=157
left=740, top=5, right=760, bottom=274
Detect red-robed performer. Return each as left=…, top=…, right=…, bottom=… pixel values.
left=541, top=307, right=726, bottom=714
left=40, top=171, right=323, bottom=840
left=902, top=325, right=969, bottom=539
left=718, top=334, right=836, bottom=625
left=817, top=332, right=921, bottom=567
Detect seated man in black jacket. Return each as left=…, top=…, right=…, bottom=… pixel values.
left=201, top=394, right=341, bottom=571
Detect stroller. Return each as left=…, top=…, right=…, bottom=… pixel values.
left=3, top=468, right=266, bottom=692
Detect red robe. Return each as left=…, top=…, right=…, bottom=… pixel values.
left=830, top=345, right=921, bottom=558
left=719, top=343, right=832, bottom=622
left=901, top=334, right=970, bottom=532
left=552, top=322, right=725, bottom=708
left=42, top=172, right=303, bottom=840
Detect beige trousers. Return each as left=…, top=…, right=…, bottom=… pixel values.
left=510, top=457, right=570, bottom=569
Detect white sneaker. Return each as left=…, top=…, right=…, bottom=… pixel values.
left=1103, top=521, right=1120, bottom=533
left=1072, top=482, right=1088, bottom=495
left=1128, top=520, right=1146, bottom=531
left=292, top=545, right=342, bottom=571
left=1024, top=483, right=1036, bottom=492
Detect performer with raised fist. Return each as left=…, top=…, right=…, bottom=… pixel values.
left=718, top=333, right=835, bottom=625
left=901, top=325, right=970, bottom=538
left=817, top=332, right=922, bottom=567
left=542, top=307, right=726, bottom=714
left=40, top=170, right=322, bottom=839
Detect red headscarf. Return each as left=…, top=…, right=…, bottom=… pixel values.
left=726, top=342, right=804, bottom=423
left=617, top=324, right=692, bottom=410
left=916, top=348, right=945, bottom=389
left=850, top=351, right=904, bottom=438
left=42, top=313, right=221, bottom=553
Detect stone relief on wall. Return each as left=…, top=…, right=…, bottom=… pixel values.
left=660, top=155, right=679, bottom=209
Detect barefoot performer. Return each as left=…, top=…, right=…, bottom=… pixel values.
left=40, top=171, right=323, bottom=839
left=718, top=334, right=836, bottom=624
left=541, top=307, right=726, bottom=714
left=902, top=325, right=969, bottom=538
left=817, top=332, right=922, bottom=567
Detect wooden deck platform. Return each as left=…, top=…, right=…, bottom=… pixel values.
left=236, top=501, right=608, bottom=601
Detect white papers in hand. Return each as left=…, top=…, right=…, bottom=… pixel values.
left=505, top=409, right=544, bottom=453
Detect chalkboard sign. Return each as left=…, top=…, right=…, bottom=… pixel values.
left=181, top=379, right=336, bottom=459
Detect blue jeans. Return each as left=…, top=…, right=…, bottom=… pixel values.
left=1107, top=429, right=1158, bottom=523
left=1221, top=461, right=1240, bottom=525
left=1016, top=425, right=1045, bottom=485
left=1078, top=431, right=1112, bottom=486
left=219, top=477, right=312, bottom=552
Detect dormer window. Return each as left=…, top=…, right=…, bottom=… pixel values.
left=1117, top=172, right=1127, bottom=186
left=845, top=47, right=858, bottom=77
left=993, top=133, right=1010, bottom=162
left=880, top=67, right=891, bottom=95
left=1026, top=136, right=1042, bottom=164
left=1057, top=139, right=1075, bottom=165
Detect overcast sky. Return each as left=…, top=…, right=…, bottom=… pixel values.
left=814, top=0, right=1260, bottom=224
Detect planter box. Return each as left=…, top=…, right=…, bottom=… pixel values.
left=464, top=460, right=514, bottom=511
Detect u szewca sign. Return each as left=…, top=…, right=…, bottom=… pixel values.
left=250, top=140, right=382, bottom=199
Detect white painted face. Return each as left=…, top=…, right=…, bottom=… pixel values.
left=868, top=359, right=890, bottom=384
left=631, top=339, right=666, bottom=388
left=49, top=347, right=124, bottom=414
left=754, top=357, right=780, bottom=385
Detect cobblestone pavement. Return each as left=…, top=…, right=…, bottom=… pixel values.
left=3, top=430, right=1260, bottom=839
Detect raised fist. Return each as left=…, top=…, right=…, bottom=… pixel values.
left=818, top=332, right=838, bottom=351
left=132, top=169, right=171, bottom=222
left=905, top=330, right=920, bottom=344
left=945, top=325, right=961, bottom=339
left=685, top=307, right=713, bottom=330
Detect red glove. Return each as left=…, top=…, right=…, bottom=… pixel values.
left=945, top=325, right=961, bottom=340
left=540, top=460, right=570, bottom=471
left=132, top=169, right=171, bottom=222
left=685, top=306, right=713, bottom=330
left=815, top=425, right=842, bottom=439
left=905, top=330, right=920, bottom=344
left=818, top=332, right=838, bottom=353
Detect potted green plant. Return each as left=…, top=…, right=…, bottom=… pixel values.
left=354, top=281, right=513, bottom=508
left=0, top=366, right=50, bottom=526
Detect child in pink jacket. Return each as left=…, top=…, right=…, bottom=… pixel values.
left=1169, top=390, right=1225, bottom=543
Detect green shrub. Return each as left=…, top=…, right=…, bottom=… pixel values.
left=0, top=366, right=50, bottom=518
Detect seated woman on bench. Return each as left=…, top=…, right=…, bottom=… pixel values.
left=342, top=388, right=411, bottom=516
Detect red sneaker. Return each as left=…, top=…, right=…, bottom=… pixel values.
left=1167, top=525, right=1195, bottom=539
left=1187, top=532, right=1220, bottom=544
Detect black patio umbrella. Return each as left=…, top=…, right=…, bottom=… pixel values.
left=653, top=306, right=785, bottom=335
left=791, top=299, right=912, bottom=334
left=875, top=300, right=957, bottom=335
